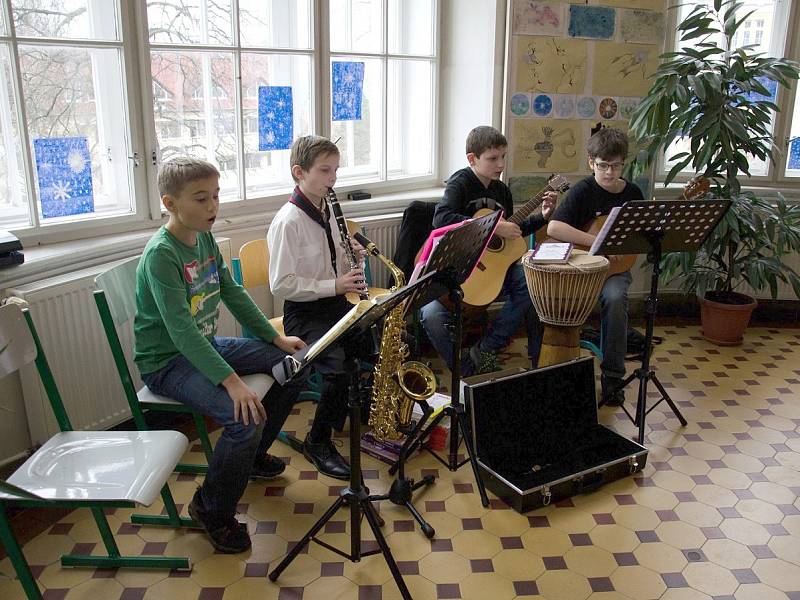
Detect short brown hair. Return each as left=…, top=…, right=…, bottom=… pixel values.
left=158, top=157, right=219, bottom=199
left=466, top=126, right=507, bottom=157
left=290, top=135, right=340, bottom=182
left=586, top=128, right=629, bottom=161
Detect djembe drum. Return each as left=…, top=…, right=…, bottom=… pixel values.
left=523, top=249, right=610, bottom=368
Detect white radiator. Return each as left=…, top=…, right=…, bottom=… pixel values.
left=358, top=213, right=404, bottom=289
left=7, top=238, right=235, bottom=445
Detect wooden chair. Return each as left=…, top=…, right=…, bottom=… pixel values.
left=0, top=302, right=192, bottom=600
left=93, top=256, right=274, bottom=484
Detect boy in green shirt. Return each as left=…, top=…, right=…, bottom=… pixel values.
left=135, top=157, right=306, bottom=554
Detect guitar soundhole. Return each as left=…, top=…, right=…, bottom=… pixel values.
left=487, top=236, right=503, bottom=251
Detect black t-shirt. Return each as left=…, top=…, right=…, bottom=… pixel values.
left=433, top=167, right=545, bottom=238
left=552, top=175, right=644, bottom=230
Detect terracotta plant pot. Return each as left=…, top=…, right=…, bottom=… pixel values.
left=699, top=291, right=757, bottom=346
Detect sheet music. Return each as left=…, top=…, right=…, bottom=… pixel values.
left=589, top=207, right=621, bottom=255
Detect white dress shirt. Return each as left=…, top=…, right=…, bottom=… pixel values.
left=267, top=200, right=350, bottom=304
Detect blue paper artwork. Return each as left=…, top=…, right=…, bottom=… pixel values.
left=554, top=95, right=576, bottom=119
left=332, top=61, right=365, bottom=121
left=568, top=5, right=616, bottom=40
left=532, top=94, right=553, bottom=117
left=788, top=137, right=800, bottom=170
left=577, top=96, right=597, bottom=118
left=258, top=86, right=294, bottom=151
left=744, top=76, right=778, bottom=103
left=33, top=136, right=94, bottom=219
left=510, top=93, right=530, bottom=116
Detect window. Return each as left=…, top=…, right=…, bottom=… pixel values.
left=0, top=0, right=135, bottom=232
left=2, top=1, right=439, bottom=239
left=663, top=0, right=794, bottom=183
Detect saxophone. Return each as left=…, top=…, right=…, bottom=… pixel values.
left=354, top=232, right=437, bottom=441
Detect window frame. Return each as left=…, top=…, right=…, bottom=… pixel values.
left=656, top=0, right=800, bottom=193
left=5, top=0, right=441, bottom=245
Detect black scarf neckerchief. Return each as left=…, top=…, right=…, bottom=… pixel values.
left=289, top=186, right=338, bottom=274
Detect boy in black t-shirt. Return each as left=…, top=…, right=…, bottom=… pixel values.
left=547, top=128, right=643, bottom=406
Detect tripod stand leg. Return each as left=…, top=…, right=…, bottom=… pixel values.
left=269, top=496, right=346, bottom=582
left=361, top=498, right=413, bottom=600
left=651, top=373, right=687, bottom=426
left=389, top=411, right=445, bottom=476
left=455, top=410, right=489, bottom=508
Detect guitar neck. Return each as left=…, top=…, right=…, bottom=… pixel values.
left=509, top=187, right=551, bottom=226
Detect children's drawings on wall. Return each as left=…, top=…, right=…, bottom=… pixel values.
left=617, top=97, right=641, bottom=121
left=568, top=5, right=616, bottom=40
left=744, top=76, right=779, bottom=103
left=532, top=94, right=553, bottom=117
left=553, top=94, right=576, bottom=119
left=592, top=43, right=659, bottom=97
left=512, top=0, right=566, bottom=36
left=789, top=138, right=800, bottom=170
left=258, top=86, right=293, bottom=151
left=33, top=136, right=94, bottom=219
left=512, top=119, right=580, bottom=173
left=510, top=93, right=531, bottom=116
left=332, top=61, right=365, bottom=121
left=599, top=97, right=618, bottom=120
left=509, top=175, right=553, bottom=204
left=619, top=9, right=665, bottom=45
left=602, top=0, right=665, bottom=10
left=576, top=96, right=597, bottom=119
left=515, top=36, right=587, bottom=94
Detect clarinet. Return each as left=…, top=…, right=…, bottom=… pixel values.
left=326, top=187, right=369, bottom=300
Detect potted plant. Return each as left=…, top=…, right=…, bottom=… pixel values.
left=627, top=0, right=800, bottom=345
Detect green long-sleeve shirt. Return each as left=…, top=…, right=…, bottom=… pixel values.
left=134, top=227, right=278, bottom=384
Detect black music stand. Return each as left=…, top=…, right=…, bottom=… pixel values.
left=392, top=211, right=503, bottom=508
left=269, top=271, right=439, bottom=600
left=591, top=198, right=730, bottom=444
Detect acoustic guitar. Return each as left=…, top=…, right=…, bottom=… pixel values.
left=459, top=174, right=571, bottom=307
left=548, top=176, right=712, bottom=279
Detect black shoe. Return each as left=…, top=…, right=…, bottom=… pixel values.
left=303, top=436, right=351, bottom=480
left=469, top=344, right=501, bottom=375
left=251, top=453, right=286, bottom=479
left=600, top=376, right=625, bottom=407
left=188, top=490, right=251, bottom=554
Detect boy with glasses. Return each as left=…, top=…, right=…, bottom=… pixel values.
left=547, top=128, right=643, bottom=406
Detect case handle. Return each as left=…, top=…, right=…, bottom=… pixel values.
left=573, top=469, right=605, bottom=495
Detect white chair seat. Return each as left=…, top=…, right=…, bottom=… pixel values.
left=2, top=430, right=188, bottom=506
left=137, top=373, right=275, bottom=407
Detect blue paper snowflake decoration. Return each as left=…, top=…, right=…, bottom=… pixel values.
left=33, top=136, right=94, bottom=219
left=332, top=61, right=365, bottom=121
left=258, top=86, right=294, bottom=151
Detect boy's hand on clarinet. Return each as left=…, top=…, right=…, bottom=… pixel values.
left=350, top=238, right=367, bottom=262
left=541, top=191, right=557, bottom=221
left=495, top=218, right=522, bottom=239
left=275, top=334, right=306, bottom=354
left=223, top=373, right=267, bottom=426
left=335, top=268, right=367, bottom=295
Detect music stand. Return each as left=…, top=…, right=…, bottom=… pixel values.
left=269, top=271, right=439, bottom=600
left=591, top=198, right=731, bottom=444
left=392, top=210, right=503, bottom=508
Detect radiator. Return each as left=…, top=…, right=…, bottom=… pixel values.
left=358, top=213, right=403, bottom=289
left=7, top=238, right=235, bottom=444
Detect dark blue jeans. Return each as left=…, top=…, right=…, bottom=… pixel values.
left=141, top=337, right=305, bottom=520
left=599, top=271, right=632, bottom=380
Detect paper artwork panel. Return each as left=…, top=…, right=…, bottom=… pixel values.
left=515, top=36, right=587, bottom=94
left=617, top=96, right=641, bottom=121
left=33, top=136, right=94, bottom=219
left=592, top=43, right=660, bottom=97
left=553, top=94, right=576, bottom=119
left=512, top=1, right=567, bottom=36
left=745, top=76, right=778, bottom=103
left=510, top=93, right=531, bottom=117
left=512, top=119, right=580, bottom=173
left=789, top=138, right=800, bottom=170
left=568, top=5, right=615, bottom=40
left=576, top=95, right=597, bottom=119
left=332, top=61, right=365, bottom=121
left=619, top=9, right=665, bottom=44
left=602, top=0, right=665, bottom=10
left=532, top=94, right=554, bottom=117
left=509, top=175, right=552, bottom=203
left=258, top=86, right=293, bottom=151
left=599, top=97, right=619, bottom=120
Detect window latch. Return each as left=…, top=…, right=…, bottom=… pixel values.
left=127, top=152, right=141, bottom=167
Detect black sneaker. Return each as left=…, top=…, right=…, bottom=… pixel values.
left=251, top=453, right=286, bottom=479
left=188, top=490, right=251, bottom=554
left=469, top=344, right=500, bottom=375
left=303, top=436, right=350, bottom=480
left=600, top=376, right=625, bottom=407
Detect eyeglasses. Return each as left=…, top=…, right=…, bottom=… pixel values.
left=592, top=161, right=624, bottom=172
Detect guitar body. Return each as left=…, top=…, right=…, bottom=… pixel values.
left=460, top=208, right=529, bottom=306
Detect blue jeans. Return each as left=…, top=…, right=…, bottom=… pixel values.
left=141, top=337, right=306, bottom=520
left=599, top=271, right=632, bottom=380
left=420, top=263, right=542, bottom=371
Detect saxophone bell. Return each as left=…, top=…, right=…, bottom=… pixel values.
left=396, top=361, right=436, bottom=403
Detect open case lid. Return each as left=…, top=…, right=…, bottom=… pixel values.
left=463, top=357, right=597, bottom=474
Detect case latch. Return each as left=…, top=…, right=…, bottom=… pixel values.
left=629, top=457, right=639, bottom=474
left=541, top=486, right=552, bottom=506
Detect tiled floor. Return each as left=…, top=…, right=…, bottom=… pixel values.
left=3, top=325, right=800, bottom=599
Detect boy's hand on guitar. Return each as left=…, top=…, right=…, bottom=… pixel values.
left=541, top=191, right=557, bottom=221
left=335, top=268, right=367, bottom=295
left=274, top=334, right=306, bottom=354
left=495, top=219, right=522, bottom=239
left=223, top=373, right=267, bottom=426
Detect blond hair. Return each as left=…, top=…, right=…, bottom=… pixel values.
left=158, top=157, right=219, bottom=199
left=289, top=136, right=340, bottom=182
